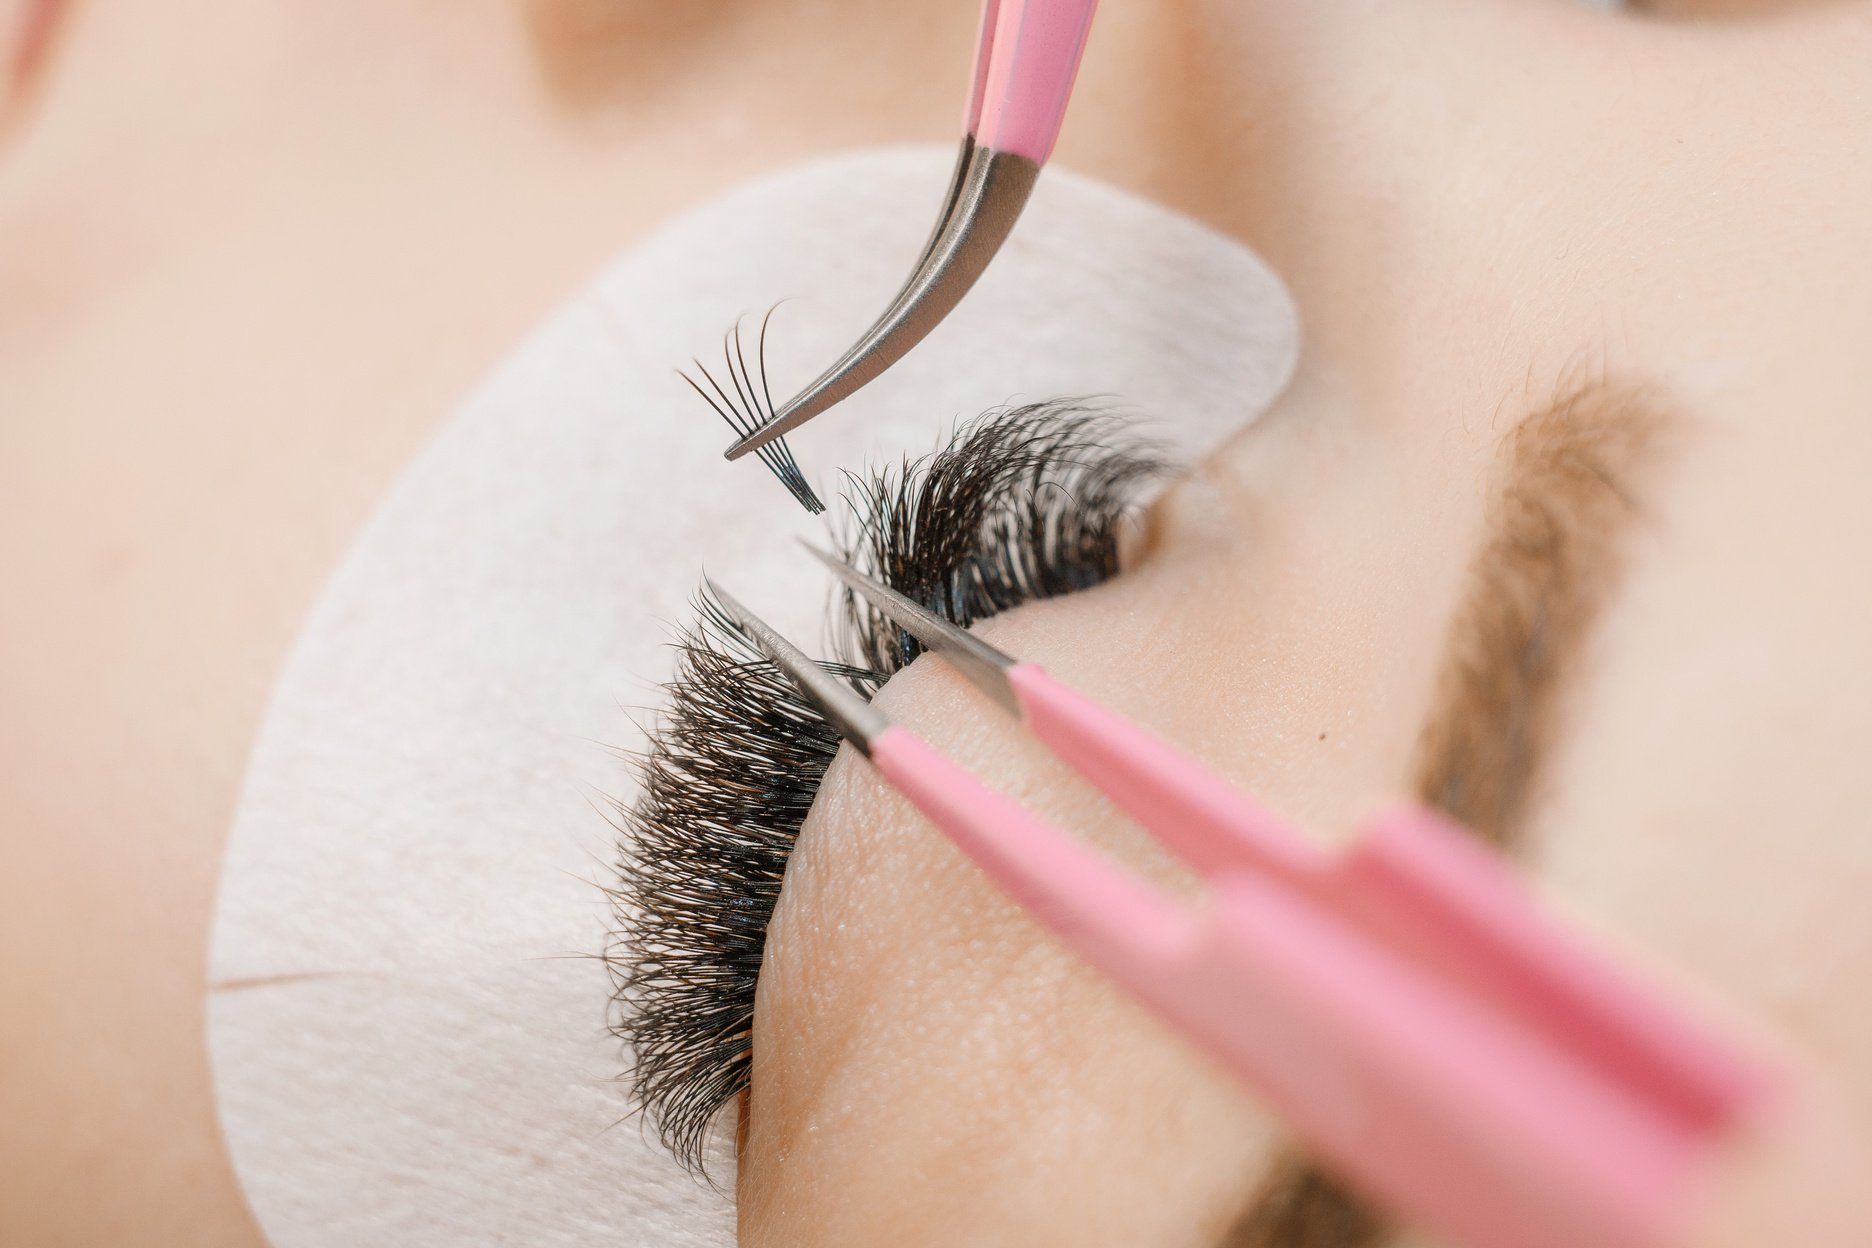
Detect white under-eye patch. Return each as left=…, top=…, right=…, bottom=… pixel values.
left=206, top=146, right=1299, bottom=1247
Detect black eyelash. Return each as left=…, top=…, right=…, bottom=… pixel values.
left=606, top=601, right=878, bottom=1171
left=607, top=402, right=1169, bottom=1177
left=837, top=406, right=1168, bottom=673
left=679, top=310, right=826, bottom=514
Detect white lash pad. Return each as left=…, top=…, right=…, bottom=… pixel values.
left=206, top=146, right=1300, bottom=1247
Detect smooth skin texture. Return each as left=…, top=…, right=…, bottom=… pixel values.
left=741, top=1, right=1872, bottom=1245
left=0, top=0, right=1865, bottom=1244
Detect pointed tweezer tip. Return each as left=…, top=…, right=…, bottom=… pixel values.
left=797, top=544, right=1021, bottom=715
left=724, top=418, right=787, bottom=462
left=728, top=146, right=1039, bottom=466
left=704, top=578, right=890, bottom=752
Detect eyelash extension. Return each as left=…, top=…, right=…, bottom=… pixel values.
left=680, top=310, right=826, bottom=514
left=607, top=402, right=1169, bottom=1176
left=607, top=599, right=879, bottom=1171
left=837, top=406, right=1167, bottom=673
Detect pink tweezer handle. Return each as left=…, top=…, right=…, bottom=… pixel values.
left=868, top=720, right=1707, bottom=1248
left=1005, top=661, right=1330, bottom=883
left=1341, top=805, right=1776, bottom=1131
left=993, top=661, right=1778, bottom=1246
left=974, top=0, right=1098, bottom=162
left=963, top=0, right=1002, bottom=136
left=1005, top=661, right=1771, bottom=1130
left=1196, top=873, right=1700, bottom=1248
left=870, top=726, right=1195, bottom=991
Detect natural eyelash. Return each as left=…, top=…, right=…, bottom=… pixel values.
left=605, top=602, right=878, bottom=1171
left=837, top=407, right=1167, bottom=673
left=606, top=402, right=1169, bottom=1177
left=679, top=310, right=826, bottom=514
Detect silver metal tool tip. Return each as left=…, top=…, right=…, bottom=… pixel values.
left=797, top=542, right=1020, bottom=715
left=705, top=579, right=890, bottom=751
left=723, top=146, right=1041, bottom=462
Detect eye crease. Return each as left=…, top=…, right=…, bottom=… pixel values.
left=607, top=402, right=1168, bottom=1173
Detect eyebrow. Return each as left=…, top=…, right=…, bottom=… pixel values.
left=1219, top=381, right=1672, bottom=1247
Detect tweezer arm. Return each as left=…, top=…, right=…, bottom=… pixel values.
left=724, top=149, right=1040, bottom=459
left=724, top=0, right=1097, bottom=461
left=709, top=566, right=1779, bottom=1248
left=804, top=543, right=1773, bottom=1129
left=1000, top=662, right=1771, bottom=1128
left=871, top=713, right=1751, bottom=1248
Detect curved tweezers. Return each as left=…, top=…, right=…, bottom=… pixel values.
left=724, top=0, right=1098, bottom=462
left=711, top=556, right=1778, bottom=1248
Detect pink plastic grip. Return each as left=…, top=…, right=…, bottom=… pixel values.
left=870, top=714, right=1705, bottom=1248
left=1006, top=661, right=1772, bottom=1131
left=1004, top=661, right=1327, bottom=882
left=963, top=0, right=1002, bottom=135
left=1342, top=806, right=1778, bottom=1135
left=1194, top=875, right=1701, bottom=1248
left=1002, top=660, right=1774, bottom=1246
left=869, top=726, right=1193, bottom=983
left=975, top=0, right=1097, bottom=162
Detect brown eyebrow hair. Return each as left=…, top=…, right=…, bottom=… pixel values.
left=1219, top=381, right=1673, bottom=1248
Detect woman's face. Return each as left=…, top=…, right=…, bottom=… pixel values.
left=5, top=0, right=1869, bottom=1244
left=721, top=4, right=1872, bottom=1243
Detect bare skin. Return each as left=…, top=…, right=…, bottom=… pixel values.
left=2, top=0, right=1868, bottom=1244
left=743, top=1, right=1872, bottom=1244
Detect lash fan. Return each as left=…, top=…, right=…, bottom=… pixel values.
left=679, top=309, right=824, bottom=513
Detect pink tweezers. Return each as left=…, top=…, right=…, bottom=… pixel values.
left=723, top=0, right=1098, bottom=461
left=709, top=550, right=1779, bottom=1248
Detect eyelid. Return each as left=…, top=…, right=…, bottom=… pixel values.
left=610, top=402, right=1171, bottom=1172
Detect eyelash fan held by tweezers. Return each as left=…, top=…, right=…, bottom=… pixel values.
left=608, top=403, right=1165, bottom=1175
left=680, top=310, right=824, bottom=513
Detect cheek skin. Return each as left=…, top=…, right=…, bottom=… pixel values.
left=735, top=388, right=1492, bottom=1246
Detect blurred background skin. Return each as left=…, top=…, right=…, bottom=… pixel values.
left=0, top=0, right=1845, bottom=1244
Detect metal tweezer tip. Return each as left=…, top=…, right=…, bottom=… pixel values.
left=705, top=578, right=890, bottom=753
left=723, top=144, right=1041, bottom=461
left=799, top=543, right=1021, bottom=716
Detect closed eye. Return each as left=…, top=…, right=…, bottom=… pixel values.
left=606, top=400, right=1169, bottom=1175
